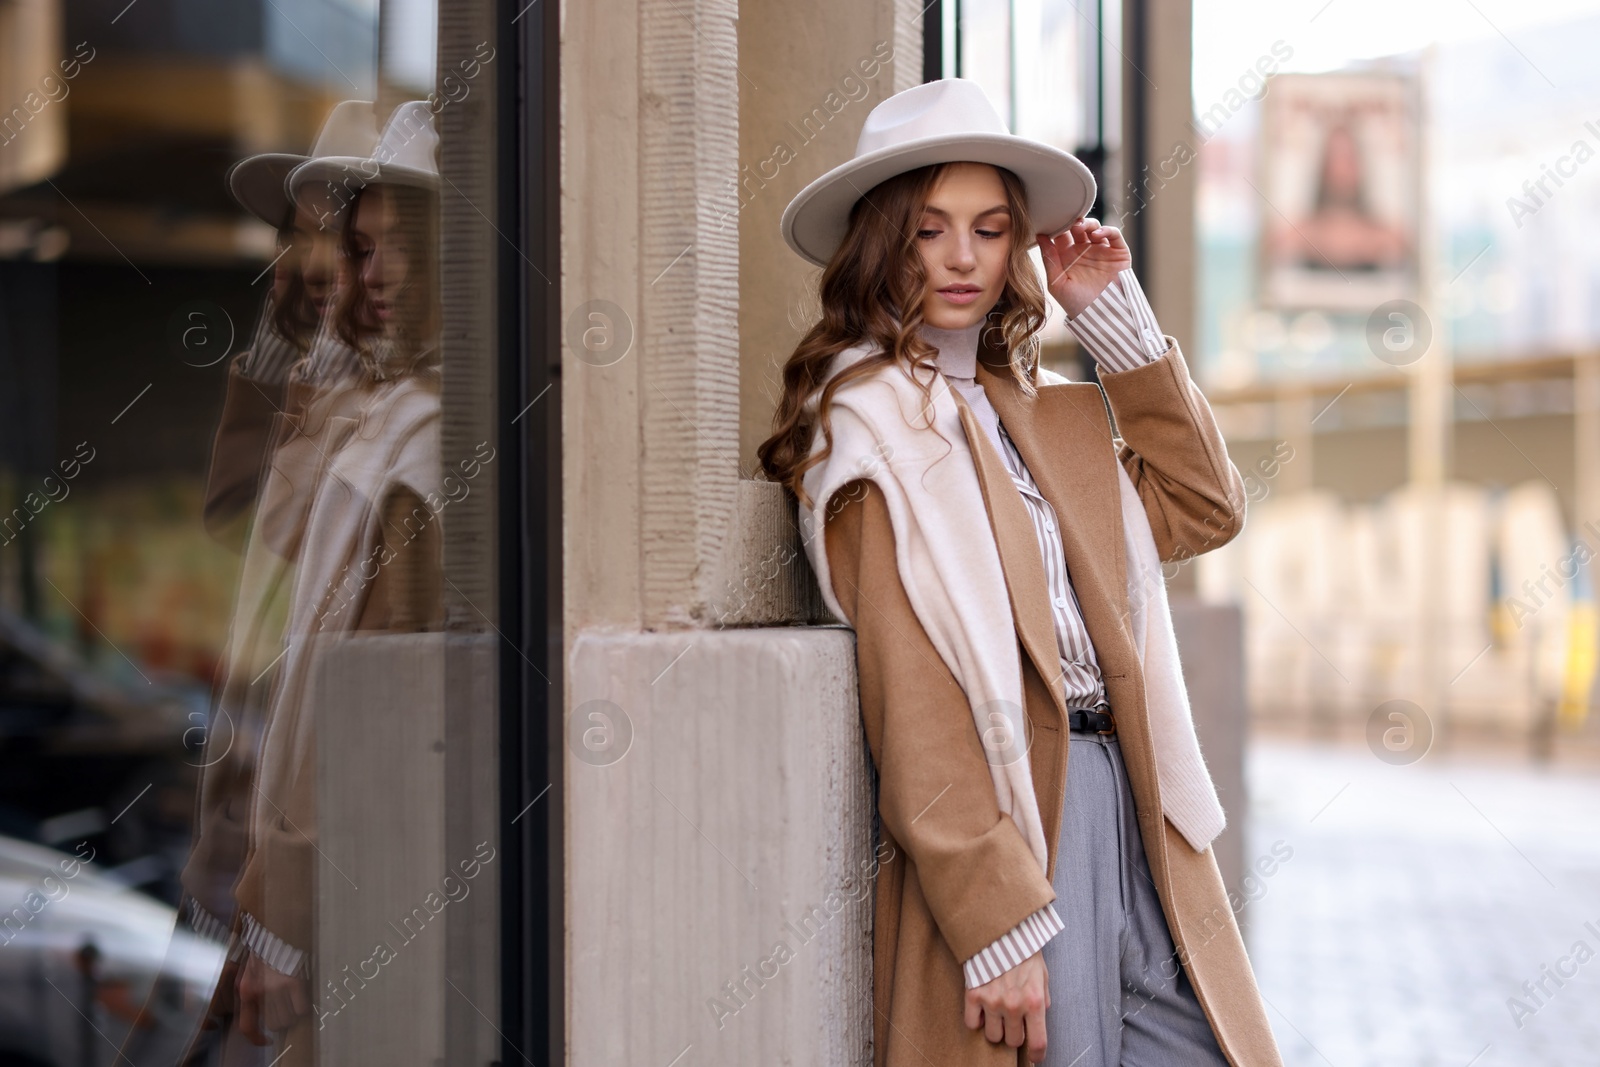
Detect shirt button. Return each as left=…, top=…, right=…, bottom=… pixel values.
left=1043, top=518, right=1054, bottom=531
left=1053, top=595, right=1068, bottom=609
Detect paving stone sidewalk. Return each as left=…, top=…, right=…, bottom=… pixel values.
left=1244, top=739, right=1600, bottom=1067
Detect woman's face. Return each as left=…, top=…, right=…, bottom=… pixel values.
left=281, top=199, right=341, bottom=318
left=350, top=187, right=411, bottom=324
left=914, top=162, right=1013, bottom=331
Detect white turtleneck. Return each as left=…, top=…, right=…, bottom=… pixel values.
left=917, top=320, right=1007, bottom=459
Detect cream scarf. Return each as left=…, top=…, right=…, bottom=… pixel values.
left=798, top=337, right=1227, bottom=868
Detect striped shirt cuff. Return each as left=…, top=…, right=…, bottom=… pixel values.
left=1064, top=267, right=1168, bottom=373
left=962, top=903, right=1066, bottom=989
left=241, top=912, right=307, bottom=978
left=187, top=897, right=231, bottom=944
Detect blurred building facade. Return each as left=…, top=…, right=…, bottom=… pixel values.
left=1190, top=12, right=1600, bottom=758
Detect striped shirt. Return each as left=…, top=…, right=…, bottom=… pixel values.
left=997, top=420, right=1109, bottom=709
left=922, top=267, right=1170, bottom=989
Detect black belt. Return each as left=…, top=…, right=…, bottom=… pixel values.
left=1066, top=701, right=1116, bottom=735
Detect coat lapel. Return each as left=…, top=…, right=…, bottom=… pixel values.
left=974, top=357, right=1136, bottom=683
left=949, top=394, right=1068, bottom=726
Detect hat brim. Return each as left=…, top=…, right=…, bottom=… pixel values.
left=780, top=133, right=1097, bottom=268
left=288, top=156, right=441, bottom=200
left=227, top=153, right=306, bottom=227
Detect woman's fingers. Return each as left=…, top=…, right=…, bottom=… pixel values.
left=236, top=961, right=270, bottom=1046
left=1096, top=224, right=1127, bottom=251
left=1026, top=1000, right=1050, bottom=1062
left=1004, top=1001, right=1027, bottom=1048
left=265, top=985, right=289, bottom=1032
left=1061, top=217, right=1122, bottom=245
left=984, top=1001, right=1006, bottom=1043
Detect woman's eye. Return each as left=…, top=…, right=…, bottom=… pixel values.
left=916, top=229, right=940, bottom=239
left=977, top=229, right=1005, bottom=239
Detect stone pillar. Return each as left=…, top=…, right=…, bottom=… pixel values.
left=737, top=0, right=923, bottom=472
left=563, top=0, right=922, bottom=1061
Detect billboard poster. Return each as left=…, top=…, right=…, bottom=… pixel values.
left=1258, top=71, right=1421, bottom=309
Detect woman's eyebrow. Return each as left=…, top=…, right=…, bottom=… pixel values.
left=921, top=204, right=1012, bottom=221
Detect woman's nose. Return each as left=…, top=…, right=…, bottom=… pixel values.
left=948, top=236, right=977, bottom=270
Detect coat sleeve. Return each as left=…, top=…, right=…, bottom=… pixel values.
left=1096, top=335, right=1248, bottom=563
left=823, top=478, right=1057, bottom=967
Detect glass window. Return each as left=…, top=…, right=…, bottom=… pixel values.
left=0, top=2, right=508, bottom=1063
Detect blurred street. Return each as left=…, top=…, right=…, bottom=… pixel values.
left=1247, top=738, right=1600, bottom=1067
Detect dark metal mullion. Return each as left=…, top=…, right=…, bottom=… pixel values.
left=500, top=0, right=563, bottom=1061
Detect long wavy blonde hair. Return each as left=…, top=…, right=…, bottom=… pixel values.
left=757, top=162, right=1051, bottom=510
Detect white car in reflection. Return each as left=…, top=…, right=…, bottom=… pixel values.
left=0, top=836, right=225, bottom=1067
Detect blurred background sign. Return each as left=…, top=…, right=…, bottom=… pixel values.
left=1257, top=71, right=1421, bottom=310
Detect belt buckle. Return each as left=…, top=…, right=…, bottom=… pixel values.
left=1094, top=700, right=1116, bottom=736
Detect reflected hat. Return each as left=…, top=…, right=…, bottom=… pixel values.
left=226, top=100, right=379, bottom=226
left=780, top=78, right=1097, bottom=268
left=287, top=100, right=441, bottom=198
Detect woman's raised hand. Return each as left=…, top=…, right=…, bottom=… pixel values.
left=1037, top=217, right=1132, bottom=319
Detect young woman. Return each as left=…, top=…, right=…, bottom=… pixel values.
left=759, top=79, right=1281, bottom=1067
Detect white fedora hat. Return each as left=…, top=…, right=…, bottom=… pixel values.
left=287, top=100, right=440, bottom=199
left=226, top=100, right=379, bottom=226
left=780, top=78, right=1097, bottom=268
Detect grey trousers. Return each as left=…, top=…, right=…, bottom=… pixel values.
left=1039, top=734, right=1229, bottom=1067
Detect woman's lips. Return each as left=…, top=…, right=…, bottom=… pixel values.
left=938, top=287, right=982, bottom=305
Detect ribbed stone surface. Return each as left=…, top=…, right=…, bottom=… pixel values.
left=569, top=629, right=872, bottom=1064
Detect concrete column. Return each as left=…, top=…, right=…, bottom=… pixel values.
left=567, top=630, right=872, bottom=1062
left=737, top=0, right=923, bottom=472
left=1170, top=600, right=1248, bottom=913
left=314, top=632, right=500, bottom=1066
left=1119, top=0, right=1196, bottom=356
left=564, top=0, right=742, bottom=634
left=563, top=0, right=919, bottom=1061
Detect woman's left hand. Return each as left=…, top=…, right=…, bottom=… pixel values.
left=1036, top=217, right=1132, bottom=319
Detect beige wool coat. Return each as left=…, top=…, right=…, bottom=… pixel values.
left=821, top=332, right=1284, bottom=1067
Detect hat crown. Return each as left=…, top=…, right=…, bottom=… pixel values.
left=308, top=99, right=380, bottom=159
left=371, top=100, right=439, bottom=180
left=855, top=79, right=1008, bottom=158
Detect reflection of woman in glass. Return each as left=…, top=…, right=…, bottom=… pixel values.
left=160, top=100, right=379, bottom=1067
left=230, top=101, right=445, bottom=1061
left=1280, top=118, right=1408, bottom=272
left=203, top=101, right=376, bottom=546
